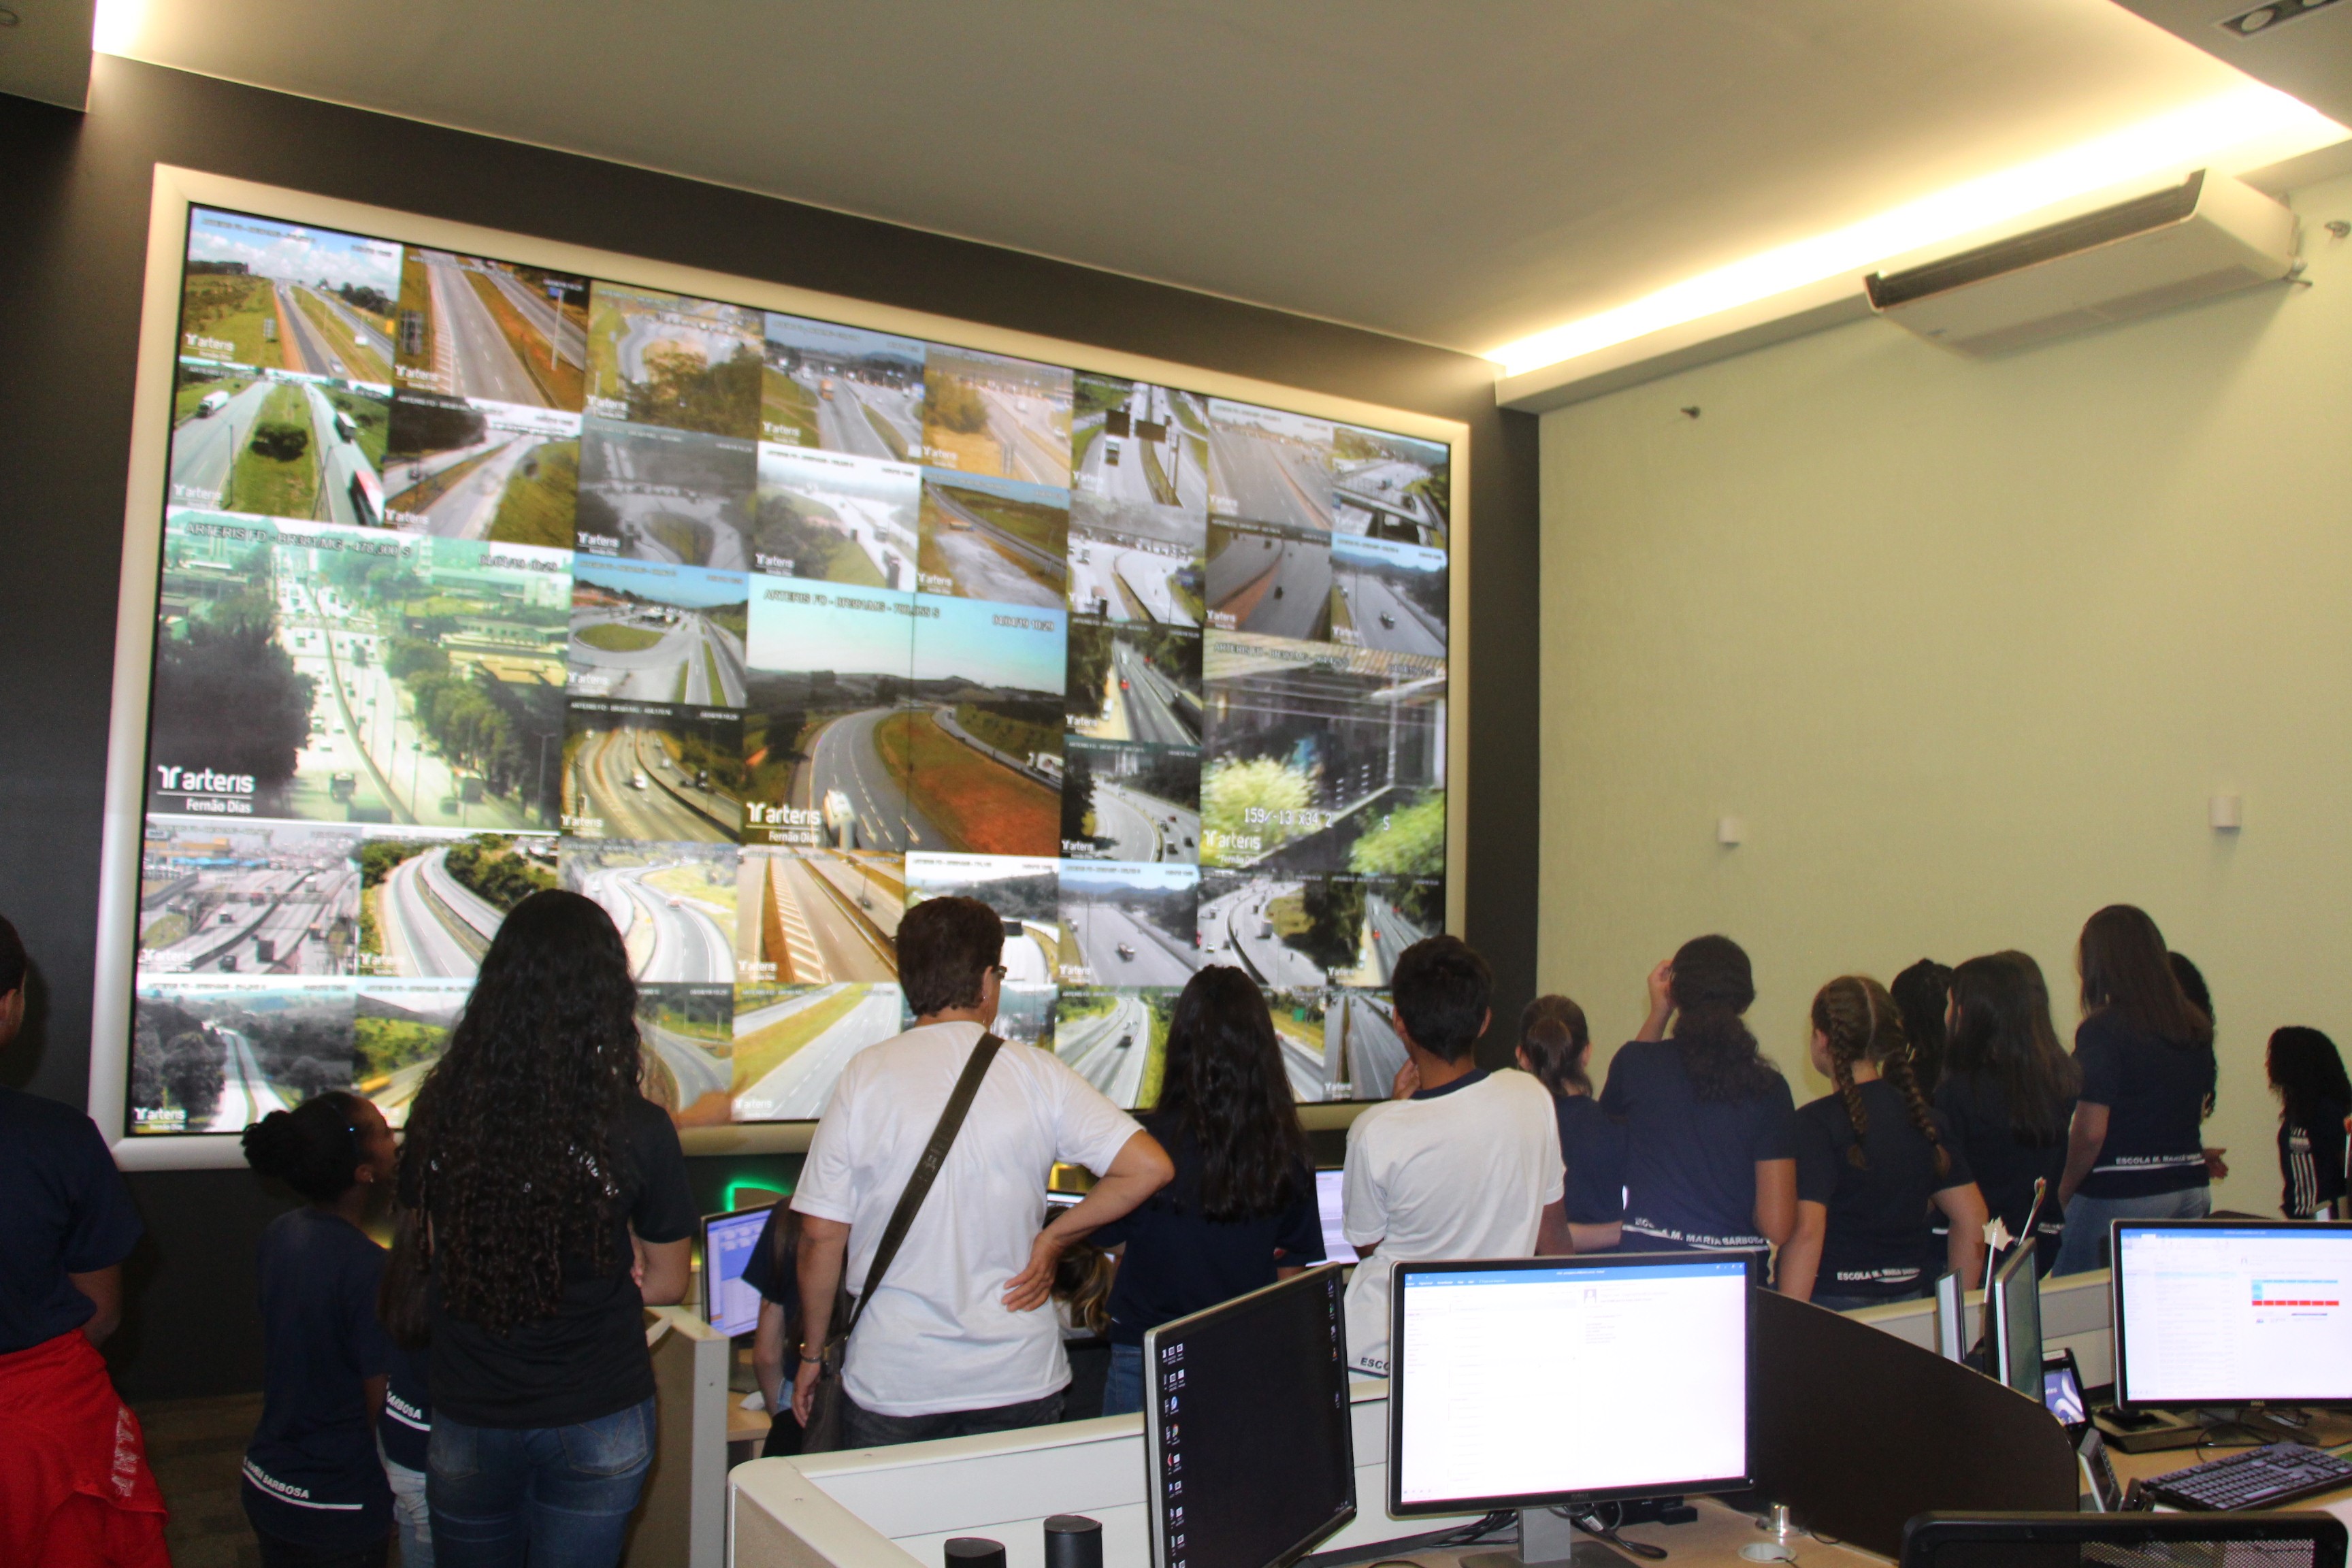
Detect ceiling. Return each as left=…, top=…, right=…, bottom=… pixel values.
left=71, top=0, right=2296, bottom=359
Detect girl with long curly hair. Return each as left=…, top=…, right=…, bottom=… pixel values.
left=397, top=890, right=696, bottom=1568
left=1778, top=976, right=1988, bottom=1309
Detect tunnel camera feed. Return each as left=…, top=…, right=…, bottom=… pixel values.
left=129, top=205, right=1450, bottom=1134
left=762, top=312, right=925, bottom=459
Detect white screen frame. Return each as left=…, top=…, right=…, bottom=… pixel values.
left=94, top=165, right=1472, bottom=1168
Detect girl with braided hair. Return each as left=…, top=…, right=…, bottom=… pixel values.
left=1778, top=975, right=1988, bottom=1310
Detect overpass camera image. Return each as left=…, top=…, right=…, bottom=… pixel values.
left=584, top=281, right=763, bottom=439
left=576, top=418, right=757, bottom=571
left=568, top=555, right=749, bottom=707
left=384, top=391, right=579, bottom=544
left=754, top=443, right=920, bottom=588
left=1061, top=737, right=1200, bottom=865
left=762, top=311, right=925, bottom=459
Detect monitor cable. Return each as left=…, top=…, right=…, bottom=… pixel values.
left=1560, top=1505, right=1668, bottom=1560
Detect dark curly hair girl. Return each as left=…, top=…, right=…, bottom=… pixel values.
left=1669, top=934, right=1783, bottom=1104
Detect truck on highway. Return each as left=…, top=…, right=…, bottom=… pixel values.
left=197, top=389, right=230, bottom=418
left=329, top=772, right=357, bottom=802
left=1103, top=438, right=1122, bottom=467
left=332, top=408, right=357, bottom=444
left=348, top=466, right=382, bottom=528
left=632, top=770, right=649, bottom=790
left=819, top=377, right=835, bottom=400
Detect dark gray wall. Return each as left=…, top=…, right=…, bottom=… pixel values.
left=0, top=56, right=1539, bottom=1401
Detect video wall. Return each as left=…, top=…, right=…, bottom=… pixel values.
left=128, top=203, right=1451, bottom=1137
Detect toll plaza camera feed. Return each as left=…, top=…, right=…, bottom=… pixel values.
left=129, top=203, right=1450, bottom=1134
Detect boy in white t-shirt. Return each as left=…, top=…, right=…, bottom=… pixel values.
left=1342, top=936, right=1567, bottom=1375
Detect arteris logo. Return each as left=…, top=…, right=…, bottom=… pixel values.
left=153, top=765, right=258, bottom=795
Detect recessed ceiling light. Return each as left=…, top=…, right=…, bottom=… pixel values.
left=2219, top=0, right=2340, bottom=38
left=1487, top=83, right=2348, bottom=377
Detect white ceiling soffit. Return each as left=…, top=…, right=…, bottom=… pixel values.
left=93, top=0, right=2272, bottom=361
left=2112, top=0, right=2352, bottom=129
left=1, top=0, right=95, bottom=110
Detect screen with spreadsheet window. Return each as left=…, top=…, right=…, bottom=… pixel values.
left=2114, top=1220, right=2352, bottom=1407
left=702, top=1205, right=774, bottom=1339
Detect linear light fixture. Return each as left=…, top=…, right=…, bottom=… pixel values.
left=1488, top=84, right=2347, bottom=376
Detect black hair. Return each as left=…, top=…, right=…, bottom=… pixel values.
left=1668, top=934, right=1782, bottom=1103
left=1812, top=976, right=1948, bottom=1180
left=377, top=1206, right=431, bottom=1351
left=898, top=896, right=1006, bottom=1017
left=1157, top=967, right=1310, bottom=1221
left=1889, top=958, right=1953, bottom=1096
left=1519, top=994, right=1592, bottom=1097
left=403, top=889, right=641, bottom=1335
left=242, top=1090, right=366, bottom=1202
left=1945, top=953, right=2080, bottom=1144
left=0, top=913, right=24, bottom=996
left=1391, top=936, right=1491, bottom=1063
left=2168, top=952, right=2212, bottom=1026
left=2269, top=1027, right=2351, bottom=1133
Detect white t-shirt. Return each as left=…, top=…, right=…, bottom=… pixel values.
left=791, top=1021, right=1142, bottom=1416
left=1340, top=1067, right=1563, bottom=1375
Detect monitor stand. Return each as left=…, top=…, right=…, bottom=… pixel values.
left=1463, top=1508, right=1641, bottom=1568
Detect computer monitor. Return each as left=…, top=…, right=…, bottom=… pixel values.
left=700, top=1203, right=775, bottom=1340
left=1389, top=1252, right=1754, bottom=1518
left=2112, top=1218, right=2352, bottom=1411
left=1987, top=1235, right=2042, bottom=1400
left=2042, top=1347, right=2088, bottom=1434
left=1143, top=1267, right=1354, bottom=1568
left=1313, top=1169, right=1356, bottom=1267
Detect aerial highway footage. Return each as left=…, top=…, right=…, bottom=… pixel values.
left=1058, top=992, right=1158, bottom=1107
left=1077, top=773, right=1199, bottom=864
left=568, top=720, right=738, bottom=843
left=373, top=845, right=503, bottom=979
left=402, top=249, right=586, bottom=408
left=742, top=847, right=901, bottom=985
left=731, top=982, right=906, bottom=1120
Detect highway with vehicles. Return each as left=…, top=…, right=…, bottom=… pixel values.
left=274, top=281, right=348, bottom=378
left=1083, top=777, right=1198, bottom=864
left=1210, top=423, right=1331, bottom=534
left=572, top=726, right=736, bottom=843
left=759, top=849, right=900, bottom=983
left=793, top=371, right=921, bottom=461
left=612, top=310, right=751, bottom=390
left=1059, top=994, right=1154, bottom=1106
left=167, top=378, right=272, bottom=506
left=794, top=706, right=943, bottom=853
left=930, top=705, right=1060, bottom=789
left=1207, top=529, right=1330, bottom=640
left=570, top=609, right=747, bottom=704
left=1068, top=540, right=1192, bottom=625
left=979, top=387, right=1071, bottom=487
left=1197, top=877, right=1326, bottom=987
left=1109, top=642, right=1198, bottom=745
left=300, top=382, right=382, bottom=527
left=1328, top=992, right=1409, bottom=1100
left=1335, top=459, right=1443, bottom=541
left=483, top=266, right=587, bottom=371
left=1273, top=1017, right=1329, bottom=1100
left=201, top=1027, right=294, bottom=1132
left=790, top=483, right=915, bottom=586
left=734, top=982, right=905, bottom=1120
left=395, top=434, right=536, bottom=539
left=1335, top=562, right=1446, bottom=657
left=421, top=251, right=551, bottom=406
left=376, top=847, right=501, bottom=978
left=925, top=483, right=1064, bottom=608
left=1063, top=899, right=1196, bottom=987
left=1075, top=385, right=1208, bottom=514
left=1362, top=892, right=1429, bottom=985
left=577, top=860, right=732, bottom=985
left=302, top=286, right=395, bottom=380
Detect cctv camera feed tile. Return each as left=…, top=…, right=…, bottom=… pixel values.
left=921, top=345, right=1073, bottom=487
left=730, top=981, right=909, bottom=1121
left=1061, top=738, right=1200, bottom=865
left=1057, top=860, right=1200, bottom=988
left=394, top=248, right=588, bottom=414
left=568, top=557, right=749, bottom=706
left=753, top=443, right=920, bottom=587
left=1200, top=632, right=1445, bottom=874
left=1053, top=985, right=1174, bottom=1110
left=129, top=205, right=1452, bottom=1132
left=918, top=471, right=1071, bottom=608
left=734, top=846, right=902, bottom=985
left=385, top=392, right=580, bottom=544
left=561, top=701, right=742, bottom=843
left=585, top=282, right=763, bottom=438
left=761, top=312, right=925, bottom=459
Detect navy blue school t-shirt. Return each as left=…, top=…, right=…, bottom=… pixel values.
left=379, top=1339, right=431, bottom=1473
left=242, top=1207, right=393, bottom=1550
left=739, top=1202, right=800, bottom=1377
left=1091, top=1112, right=1324, bottom=1348
left=1553, top=1093, right=1627, bottom=1227
left=1795, top=1081, right=1976, bottom=1302
left=1933, top=1071, right=2071, bottom=1255
left=2074, top=1010, right=2215, bottom=1198
left=0, top=1089, right=144, bottom=1354
left=1601, top=1040, right=1798, bottom=1250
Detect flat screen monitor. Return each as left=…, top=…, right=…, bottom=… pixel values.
left=2042, top=1348, right=2088, bottom=1433
left=701, top=1203, right=774, bottom=1339
left=2112, top=1218, right=2352, bottom=1411
left=1389, top=1252, right=1754, bottom=1516
left=1314, top=1169, right=1356, bottom=1267
left=1987, top=1236, right=2042, bottom=1400
left=1143, top=1267, right=1354, bottom=1568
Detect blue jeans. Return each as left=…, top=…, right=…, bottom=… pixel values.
left=1102, top=1343, right=1145, bottom=1417
left=426, top=1397, right=653, bottom=1568
left=2053, top=1186, right=2210, bottom=1276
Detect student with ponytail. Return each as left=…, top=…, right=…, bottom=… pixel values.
left=240, top=1090, right=402, bottom=1567
left=1601, top=936, right=1799, bottom=1253
left=1518, top=995, right=1625, bottom=1252
left=1778, top=977, right=1987, bottom=1309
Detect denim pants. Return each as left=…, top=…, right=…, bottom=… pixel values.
left=1100, top=1343, right=1145, bottom=1417
left=426, top=1396, right=653, bottom=1568
left=2052, top=1186, right=2210, bottom=1276
left=840, top=1389, right=1063, bottom=1449
left=380, top=1433, right=432, bottom=1568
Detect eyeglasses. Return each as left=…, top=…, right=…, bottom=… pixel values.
left=989, top=965, right=1009, bottom=980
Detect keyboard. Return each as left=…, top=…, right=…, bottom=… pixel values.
left=2144, top=1443, right=2352, bottom=1511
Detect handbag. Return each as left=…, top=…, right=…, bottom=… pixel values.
left=800, top=1032, right=1003, bottom=1452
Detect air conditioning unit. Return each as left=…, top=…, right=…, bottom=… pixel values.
left=1865, top=170, right=2298, bottom=355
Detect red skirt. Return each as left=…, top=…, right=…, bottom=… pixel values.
left=0, top=1328, right=171, bottom=1567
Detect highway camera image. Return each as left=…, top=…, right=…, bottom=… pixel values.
left=924, top=346, right=1072, bottom=487
left=762, top=312, right=924, bottom=459
left=393, top=249, right=587, bottom=412
left=129, top=205, right=1456, bottom=1133
left=755, top=444, right=919, bottom=587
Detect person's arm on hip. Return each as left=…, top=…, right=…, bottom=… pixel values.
left=1004, top=1131, right=1174, bottom=1311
